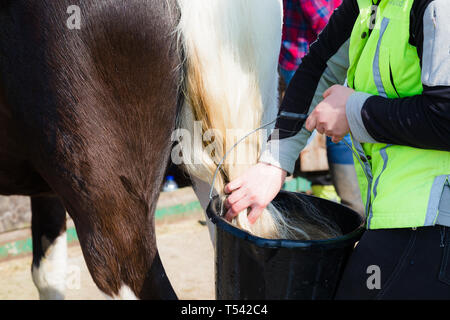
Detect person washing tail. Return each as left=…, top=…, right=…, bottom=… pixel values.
left=225, top=0, right=450, bottom=299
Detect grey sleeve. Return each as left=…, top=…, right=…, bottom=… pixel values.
left=346, top=92, right=379, bottom=143
left=421, top=0, right=450, bottom=87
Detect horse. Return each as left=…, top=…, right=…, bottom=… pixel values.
left=0, top=0, right=288, bottom=299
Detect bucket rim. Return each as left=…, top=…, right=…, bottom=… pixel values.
left=206, top=191, right=365, bottom=249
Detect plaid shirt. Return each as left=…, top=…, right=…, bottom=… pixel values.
left=279, top=0, right=343, bottom=71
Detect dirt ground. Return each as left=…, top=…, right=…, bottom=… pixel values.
left=0, top=212, right=215, bottom=300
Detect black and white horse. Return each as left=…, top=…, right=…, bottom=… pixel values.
left=0, top=0, right=282, bottom=299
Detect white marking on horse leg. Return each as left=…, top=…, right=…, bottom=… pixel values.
left=102, top=283, right=139, bottom=300
left=32, top=232, right=67, bottom=300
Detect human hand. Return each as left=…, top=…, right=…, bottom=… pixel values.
left=223, top=162, right=287, bottom=224
left=305, top=85, right=354, bottom=143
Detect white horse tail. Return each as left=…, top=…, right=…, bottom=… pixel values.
left=176, top=0, right=315, bottom=240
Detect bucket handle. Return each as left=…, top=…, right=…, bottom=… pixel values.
left=208, top=113, right=308, bottom=200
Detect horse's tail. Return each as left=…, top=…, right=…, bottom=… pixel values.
left=176, top=0, right=315, bottom=240
left=176, top=0, right=282, bottom=183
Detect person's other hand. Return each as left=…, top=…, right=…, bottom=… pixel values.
left=223, top=162, right=287, bottom=224
left=305, top=85, right=354, bottom=143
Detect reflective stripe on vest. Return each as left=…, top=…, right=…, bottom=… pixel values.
left=372, top=17, right=389, bottom=98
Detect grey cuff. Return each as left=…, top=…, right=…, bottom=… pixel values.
left=422, top=0, right=450, bottom=87
left=346, top=92, right=379, bottom=143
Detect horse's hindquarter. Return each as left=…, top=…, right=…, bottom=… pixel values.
left=0, top=0, right=181, bottom=299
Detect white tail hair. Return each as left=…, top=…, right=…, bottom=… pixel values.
left=175, top=0, right=318, bottom=239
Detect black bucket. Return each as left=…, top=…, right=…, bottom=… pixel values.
left=206, top=190, right=365, bottom=300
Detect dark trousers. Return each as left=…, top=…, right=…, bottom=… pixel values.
left=335, top=226, right=450, bottom=300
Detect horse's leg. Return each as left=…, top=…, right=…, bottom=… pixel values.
left=33, top=170, right=176, bottom=300
left=69, top=195, right=177, bottom=300
left=30, top=196, right=67, bottom=300
left=80, top=221, right=177, bottom=300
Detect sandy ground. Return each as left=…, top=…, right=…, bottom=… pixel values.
left=0, top=212, right=215, bottom=300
